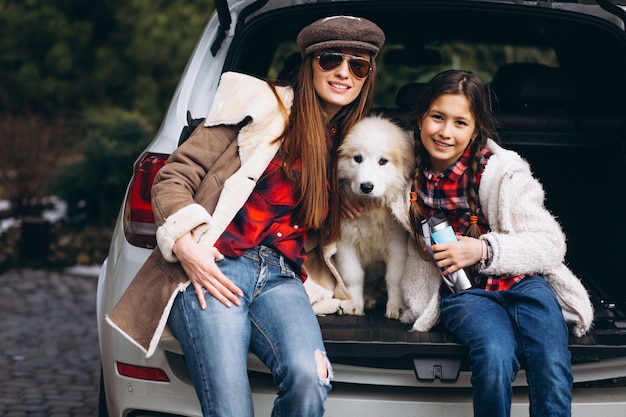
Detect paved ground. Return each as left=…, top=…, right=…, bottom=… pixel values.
left=0, top=268, right=100, bottom=417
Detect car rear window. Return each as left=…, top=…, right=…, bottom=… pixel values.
left=267, top=39, right=559, bottom=109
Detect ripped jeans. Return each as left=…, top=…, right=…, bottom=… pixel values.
left=168, top=245, right=331, bottom=417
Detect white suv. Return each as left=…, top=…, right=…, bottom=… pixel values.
left=97, top=1, right=626, bottom=416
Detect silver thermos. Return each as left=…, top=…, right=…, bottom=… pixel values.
left=424, top=211, right=473, bottom=293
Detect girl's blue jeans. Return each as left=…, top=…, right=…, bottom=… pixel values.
left=440, top=275, right=572, bottom=417
left=168, top=245, right=331, bottom=417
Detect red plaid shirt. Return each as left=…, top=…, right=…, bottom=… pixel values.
left=215, top=155, right=309, bottom=279
left=418, top=146, right=525, bottom=291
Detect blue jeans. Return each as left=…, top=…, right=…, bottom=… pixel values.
left=440, top=276, right=572, bottom=417
left=168, top=245, right=331, bottom=417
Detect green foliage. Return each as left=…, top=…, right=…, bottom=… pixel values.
left=0, top=0, right=213, bottom=226
left=0, top=1, right=109, bottom=114
left=52, top=108, right=152, bottom=226
left=93, top=0, right=214, bottom=125
left=0, top=0, right=213, bottom=125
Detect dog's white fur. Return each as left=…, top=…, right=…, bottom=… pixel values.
left=335, top=115, right=414, bottom=319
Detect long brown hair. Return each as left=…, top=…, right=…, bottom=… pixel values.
left=278, top=53, right=376, bottom=243
left=408, top=70, right=498, bottom=255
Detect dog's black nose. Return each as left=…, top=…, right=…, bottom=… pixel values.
left=360, top=182, right=374, bottom=194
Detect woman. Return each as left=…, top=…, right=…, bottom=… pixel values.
left=397, top=70, right=593, bottom=417
left=107, top=15, right=385, bottom=417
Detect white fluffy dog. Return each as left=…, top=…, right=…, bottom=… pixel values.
left=335, top=115, right=414, bottom=319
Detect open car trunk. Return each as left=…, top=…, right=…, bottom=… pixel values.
left=166, top=0, right=626, bottom=391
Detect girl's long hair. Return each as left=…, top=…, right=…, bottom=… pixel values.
left=408, top=70, right=498, bottom=255
left=276, top=54, right=376, bottom=243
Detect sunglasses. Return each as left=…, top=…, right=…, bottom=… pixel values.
left=316, top=52, right=372, bottom=79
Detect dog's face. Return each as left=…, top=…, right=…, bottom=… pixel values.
left=338, top=116, right=414, bottom=203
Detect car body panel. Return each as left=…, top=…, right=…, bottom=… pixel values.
left=97, top=1, right=626, bottom=415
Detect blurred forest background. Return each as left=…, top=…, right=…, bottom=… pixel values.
left=0, top=0, right=215, bottom=268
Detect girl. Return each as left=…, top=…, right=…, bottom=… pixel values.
left=399, top=70, right=593, bottom=417
left=108, top=15, right=385, bottom=417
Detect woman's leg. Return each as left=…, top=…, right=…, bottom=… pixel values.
left=440, top=289, right=520, bottom=417
left=248, top=246, right=331, bottom=417
left=168, top=254, right=258, bottom=417
left=505, top=276, right=572, bottom=417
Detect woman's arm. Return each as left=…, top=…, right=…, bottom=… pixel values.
left=151, top=124, right=239, bottom=225
left=150, top=125, right=240, bottom=262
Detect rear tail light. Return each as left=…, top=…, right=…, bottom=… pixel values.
left=116, top=361, right=170, bottom=382
left=124, top=152, right=169, bottom=248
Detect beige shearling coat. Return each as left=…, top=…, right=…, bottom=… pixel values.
left=106, top=72, right=295, bottom=357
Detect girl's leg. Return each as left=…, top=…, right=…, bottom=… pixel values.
left=506, top=276, right=572, bottom=417
left=248, top=246, right=331, bottom=417
left=440, top=289, right=520, bottom=417
left=168, top=255, right=258, bottom=417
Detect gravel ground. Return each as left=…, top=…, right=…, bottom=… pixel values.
left=0, top=268, right=100, bottom=417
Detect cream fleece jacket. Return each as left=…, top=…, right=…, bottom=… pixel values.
left=395, top=139, right=594, bottom=337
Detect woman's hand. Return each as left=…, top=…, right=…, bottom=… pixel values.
left=432, top=236, right=482, bottom=275
left=341, top=198, right=365, bottom=219
left=173, top=233, right=243, bottom=309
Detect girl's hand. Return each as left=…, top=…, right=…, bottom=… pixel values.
left=341, top=198, right=365, bottom=219
left=432, top=236, right=482, bottom=275
left=173, top=233, right=243, bottom=309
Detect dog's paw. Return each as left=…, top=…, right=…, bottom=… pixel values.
left=384, top=301, right=405, bottom=320
left=312, top=298, right=342, bottom=315
left=338, top=300, right=365, bottom=316
left=399, top=308, right=417, bottom=324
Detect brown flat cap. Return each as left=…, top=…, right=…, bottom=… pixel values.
left=296, top=15, right=385, bottom=58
